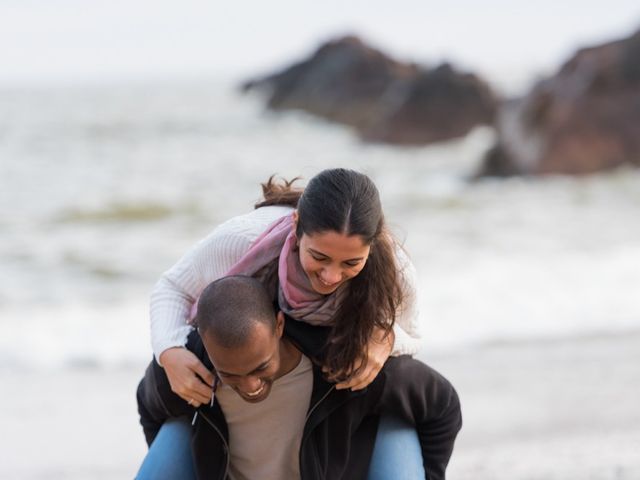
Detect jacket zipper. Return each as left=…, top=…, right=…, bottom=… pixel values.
left=197, top=410, right=230, bottom=480
left=304, top=385, right=335, bottom=424
left=300, top=385, right=335, bottom=479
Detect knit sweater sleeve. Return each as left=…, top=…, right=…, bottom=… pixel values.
left=149, top=206, right=293, bottom=363
left=390, top=246, right=424, bottom=357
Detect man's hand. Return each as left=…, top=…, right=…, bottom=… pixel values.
left=326, top=327, right=394, bottom=391
left=159, top=347, right=215, bottom=408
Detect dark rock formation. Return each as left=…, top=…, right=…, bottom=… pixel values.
left=479, top=28, right=640, bottom=176
left=361, top=63, right=496, bottom=144
left=242, top=36, right=496, bottom=145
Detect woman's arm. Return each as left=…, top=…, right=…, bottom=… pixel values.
left=390, top=248, right=424, bottom=356
left=150, top=227, right=254, bottom=405
left=150, top=230, right=253, bottom=362
left=149, top=206, right=293, bottom=405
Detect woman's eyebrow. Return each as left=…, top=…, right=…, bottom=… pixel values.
left=308, top=248, right=329, bottom=258
left=308, top=248, right=365, bottom=262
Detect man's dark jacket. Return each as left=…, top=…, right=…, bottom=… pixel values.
left=137, top=319, right=462, bottom=480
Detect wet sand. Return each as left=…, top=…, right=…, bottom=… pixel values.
left=425, top=331, right=640, bottom=479
left=1, top=331, right=639, bottom=479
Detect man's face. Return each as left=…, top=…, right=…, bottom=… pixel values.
left=203, top=313, right=284, bottom=404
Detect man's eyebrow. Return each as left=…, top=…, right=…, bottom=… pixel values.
left=217, top=359, right=271, bottom=377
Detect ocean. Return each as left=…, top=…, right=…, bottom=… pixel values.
left=1, top=78, right=639, bottom=372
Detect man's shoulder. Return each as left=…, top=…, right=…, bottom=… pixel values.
left=282, top=315, right=331, bottom=363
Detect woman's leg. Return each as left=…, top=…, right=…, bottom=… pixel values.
left=367, top=414, right=426, bottom=480
left=136, top=416, right=197, bottom=480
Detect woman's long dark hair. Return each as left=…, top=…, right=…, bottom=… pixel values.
left=256, top=169, right=404, bottom=380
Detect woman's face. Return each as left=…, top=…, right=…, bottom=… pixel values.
left=297, top=230, right=371, bottom=295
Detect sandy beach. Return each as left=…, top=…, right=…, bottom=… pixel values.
left=2, top=330, right=638, bottom=479
left=432, top=331, right=640, bottom=479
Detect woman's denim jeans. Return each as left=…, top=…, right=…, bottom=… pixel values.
left=136, top=414, right=425, bottom=479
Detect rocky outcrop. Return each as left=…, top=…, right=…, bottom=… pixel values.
left=242, top=36, right=496, bottom=145
left=479, top=28, right=640, bottom=176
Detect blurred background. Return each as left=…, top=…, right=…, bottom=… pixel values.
left=1, top=1, right=639, bottom=478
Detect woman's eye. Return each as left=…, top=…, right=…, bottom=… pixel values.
left=345, top=261, right=360, bottom=267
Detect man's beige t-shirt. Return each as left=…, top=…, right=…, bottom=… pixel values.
left=215, top=354, right=313, bottom=480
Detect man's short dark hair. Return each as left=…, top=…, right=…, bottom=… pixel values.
left=195, top=275, right=276, bottom=348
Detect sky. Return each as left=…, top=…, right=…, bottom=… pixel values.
left=1, top=0, right=640, bottom=94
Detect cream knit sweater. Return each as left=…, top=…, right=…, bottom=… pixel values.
left=150, top=206, right=423, bottom=362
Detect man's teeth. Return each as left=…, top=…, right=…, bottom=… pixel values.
left=246, top=385, right=264, bottom=397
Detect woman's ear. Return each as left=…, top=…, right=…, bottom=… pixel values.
left=275, top=311, right=285, bottom=339
left=292, top=211, right=299, bottom=246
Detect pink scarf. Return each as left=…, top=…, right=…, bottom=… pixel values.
left=190, top=213, right=345, bottom=325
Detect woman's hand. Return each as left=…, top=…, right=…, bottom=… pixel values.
left=159, top=347, right=215, bottom=408
left=329, top=327, right=395, bottom=391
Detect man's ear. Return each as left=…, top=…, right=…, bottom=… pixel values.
left=275, top=311, right=285, bottom=339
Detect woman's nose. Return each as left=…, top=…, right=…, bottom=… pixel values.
left=320, top=267, right=342, bottom=284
